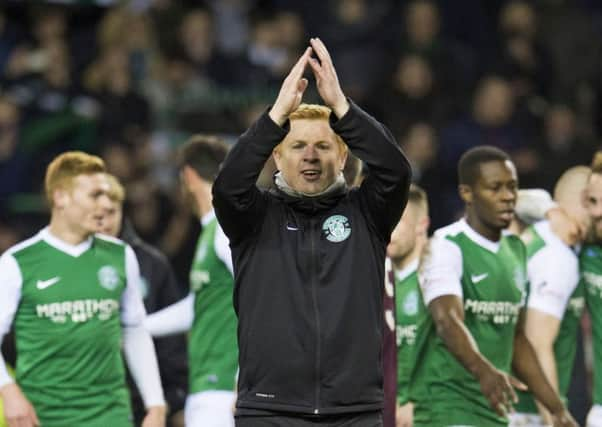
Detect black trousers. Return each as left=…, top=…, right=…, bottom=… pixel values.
left=235, top=411, right=383, bottom=427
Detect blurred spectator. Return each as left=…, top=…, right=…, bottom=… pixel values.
left=314, top=0, right=394, bottom=102
left=0, top=8, right=21, bottom=79
left=206, top=0, right=254, bottom=55
left=367, top=53, right=452, bottom=137
left=492, top=0, right=555, bottom=120
left=399, top=122, right=438, bottom=185
left=433, top=75, right=527, bottom=227
left=0, top=96, right=29, bottom=199
left=398, top=0, right=476, bottom=98
left=85, top=44, right=151, bottom=148
left=439, top=75, right=525, bottom=167
left=522, top=104, right=597, bottom=190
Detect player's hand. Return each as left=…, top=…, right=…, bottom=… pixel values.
left=141, top=405, right=166, bottom=427
left=307, top=37, right=349, bottom=118
left=474, top=361, right=526, bottom=417
left=268, top=47, right=312, bottom=126
left=396, top=401, right=413, bottom=427
left=0, top=383, right=40, bottom=427
left=550, top=407, right=578, bottom=427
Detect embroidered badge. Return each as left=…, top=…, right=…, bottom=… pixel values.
left=322, top=215, right=351, bottom=243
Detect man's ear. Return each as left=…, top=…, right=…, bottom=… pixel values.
left=339, top=150, right=348, bottom=172
left=272, top=146, right=282, bottom=171
left=417, top=215, right=430, bottom=237
left=459, top=184, right=473, bottom=204
left=52, top=188, right=69, bottom=209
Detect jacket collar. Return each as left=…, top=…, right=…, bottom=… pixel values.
left=271, top=172, right=348, bottom=214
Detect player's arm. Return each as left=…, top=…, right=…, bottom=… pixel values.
left=522, top=246, right=579, bottom=423
left=121, top=246, right=166, bottom=427
left=421, top=235, right=523, bottom=417
left=515, top=189, right=580, bottom=245
left=429, top=294, right=524, bottom=417
left=512, top=311, right=577, bottom=427
left=524, top=309, right=561, bottom=423
left=515, top=189, right=556, bottom=224
left=144, top=293, right=194, bottom=337
left=0, top=253, right=40, bottom=427
left=146, top=223, right=233, bottom=337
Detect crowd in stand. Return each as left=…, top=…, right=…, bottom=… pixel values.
left=2, top=0, right=602, bottom=278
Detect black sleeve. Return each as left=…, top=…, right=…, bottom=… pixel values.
left=332, top=100, right=412, bottom=241
left=213, top=110, right=288, bottom=243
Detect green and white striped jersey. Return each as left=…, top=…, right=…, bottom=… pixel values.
left=411, top=219, right=527, bottom=427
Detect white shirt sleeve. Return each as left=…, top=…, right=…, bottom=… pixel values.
left=120, top=245, right=165, bottom=408
left=214, top=224, right=233, bottom=275
left=120, top=245, right=147, bottom=327
left=122, top=325, right=166, bottom=408
left=0, top=252, right=22, bottom=387
left=515, top=189, right=557, bottom=225
left=144, top=293, right=194, bottom=337
left=419, top=235, right=464, bottom=306
left=527, top=246, right=579, bottom=319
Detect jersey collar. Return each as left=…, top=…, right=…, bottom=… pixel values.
left=40, top=227, right=93, bottom=257
left=395, top=258, right=420, bottom=282
left=201, top=209, right=216, bottom=226
left=460, top=218, right=502, bottom=253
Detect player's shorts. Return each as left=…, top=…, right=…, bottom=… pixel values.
left=508, top=412, right=549, bottom=427
left=587, top=404, right=602, bottom=427
left=185, top=390, right=236, bottom=427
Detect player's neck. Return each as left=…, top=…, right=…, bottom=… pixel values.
left=48, top=217, right=91, bottom=245
left=465, top=214, right=501, bottom=242
left=195, top=194, right=213, bottom=218
left=392, top=245, right=422, bottom=271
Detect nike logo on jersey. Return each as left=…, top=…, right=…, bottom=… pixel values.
left=471, top=273, right=488, bottom=283
left=37, top=277, right=60, bottom=290
left=286, top=225, right=299, bottom=231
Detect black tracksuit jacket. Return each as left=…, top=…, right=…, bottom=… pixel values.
left=212, top=100, right=411, bottom=416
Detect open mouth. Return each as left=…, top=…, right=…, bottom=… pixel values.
left=498, top=210, right=514, bottom=221
left=301, top=170, right=321, bottom=181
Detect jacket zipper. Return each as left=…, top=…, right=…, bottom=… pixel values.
left=310, top=218, right=321, bottom=414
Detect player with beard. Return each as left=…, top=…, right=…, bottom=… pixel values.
left=581, top=152, right=602, bottom=427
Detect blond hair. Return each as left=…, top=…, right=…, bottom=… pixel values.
left=105, top=174, right=126, bottom=203
left=45, top=151, right=106, bottom=207
left=274, top=104, right=347, bottom=154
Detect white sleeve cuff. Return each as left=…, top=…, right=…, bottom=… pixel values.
left=122, top=325, right=165, bottom=408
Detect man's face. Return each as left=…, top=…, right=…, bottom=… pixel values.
left=99, top=199, right=123, bottom=237
left=387, top=203, right=419, bottom=261
left=585, top=172, right=602, bottom=242
left=273, top=118, right=347, bottom=195
left=465, top=160, right=518, bottom=231
left=58, top=173, right=113, bottom=236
